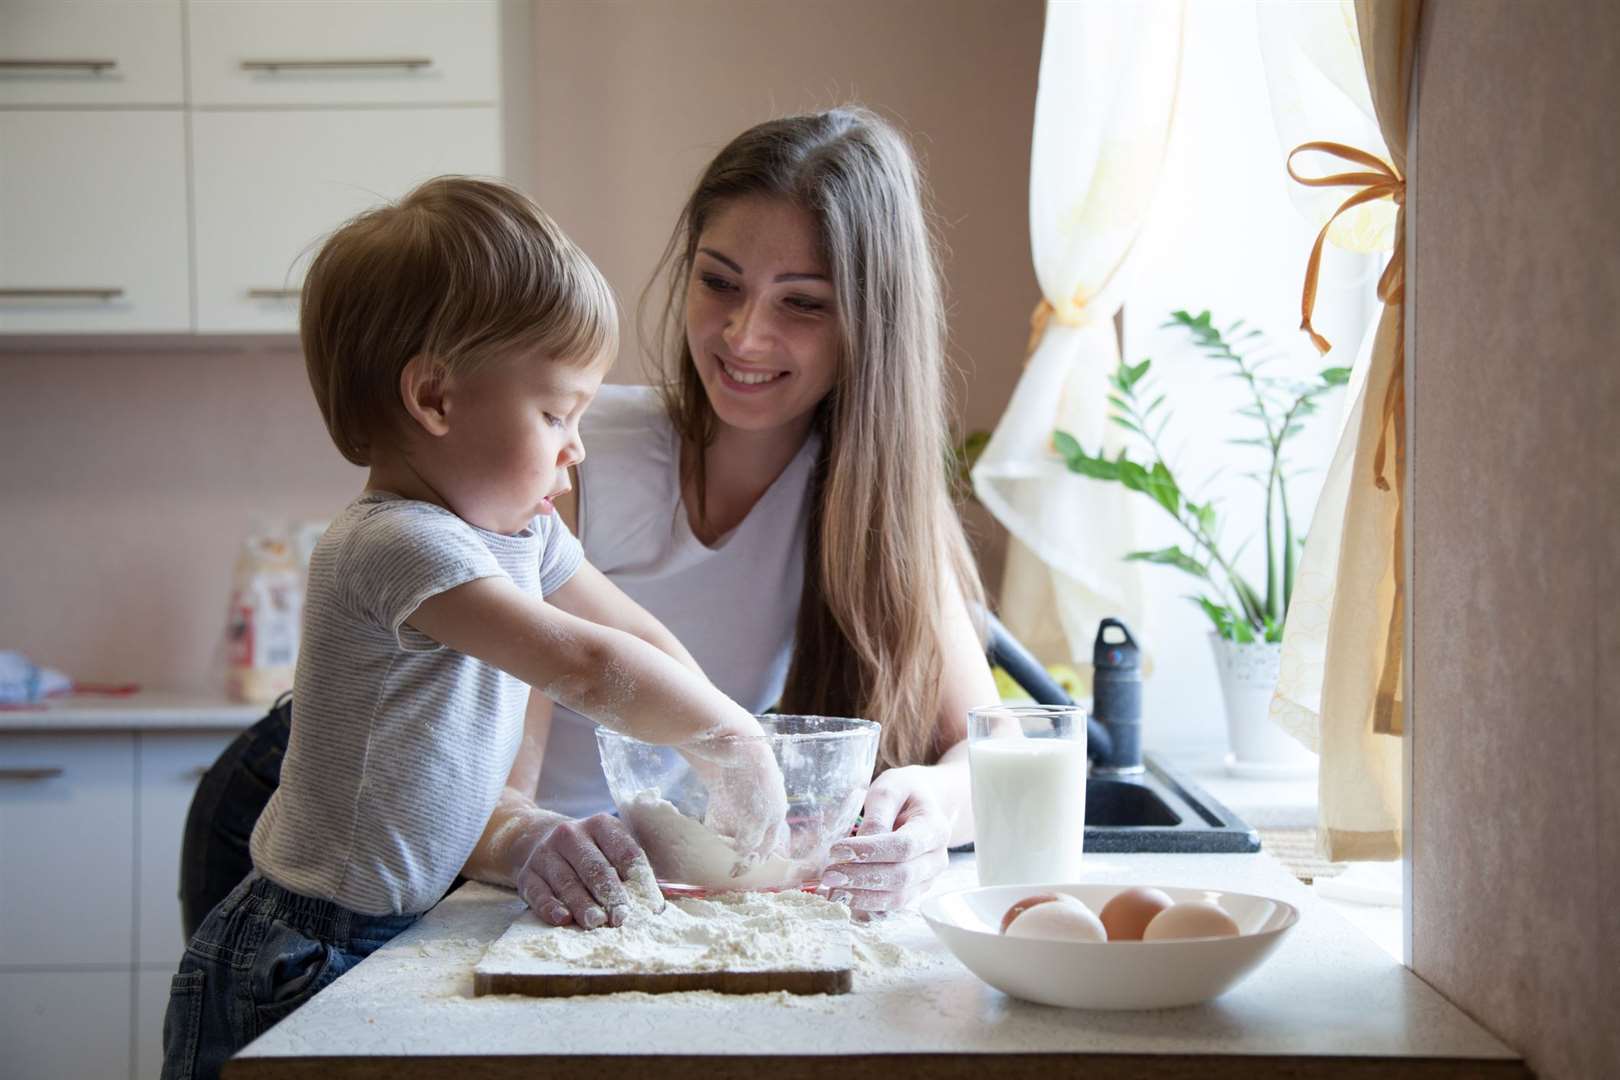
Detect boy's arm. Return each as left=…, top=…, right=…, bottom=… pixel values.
left=410, top=574, right=787, bottom=866
left=406, top=575, right=754, bottom=746
left=460, top=692, right=667, bottom=929
left=540, top=559, right=704, bottom=675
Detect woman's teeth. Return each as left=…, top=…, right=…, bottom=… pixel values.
left=721, top=360, right=785, bottom=385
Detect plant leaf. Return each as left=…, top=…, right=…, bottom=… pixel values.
left=1115, top=457, right=1151, bottom=494
left=1320, top=366, right=1351, bottom=385
left=1127, top=546, right=1207, bottom=578
left=1147, top=461, right=1180, bottom=516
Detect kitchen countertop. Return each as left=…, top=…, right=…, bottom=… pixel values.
left=0, top=688, right=264, bottom=731
left=1159, top=749, right=1321, bottom=830
left=229, top=852, right=1524, bottom=1079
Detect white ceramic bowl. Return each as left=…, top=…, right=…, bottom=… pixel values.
left=921, top=883, right=1299, bottom=1010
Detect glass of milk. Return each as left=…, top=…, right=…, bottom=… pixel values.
left=968, top=705, right=1088, bottom=886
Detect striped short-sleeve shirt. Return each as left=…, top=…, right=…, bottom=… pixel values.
left=250, top=491, right=582, bottom=915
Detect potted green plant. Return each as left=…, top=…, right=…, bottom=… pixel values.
left=1053, top=310, right=1348, bottom=775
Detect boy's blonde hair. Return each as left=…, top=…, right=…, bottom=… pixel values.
left=301, top=176, right=617, bottom=466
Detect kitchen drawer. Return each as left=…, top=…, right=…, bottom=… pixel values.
left=187, top=0, right=499, bottom=107
left=191, top=106, right=501, bottom=332
left=0, top=732, right=137, bottom=966
left=0, top=1, right=184, bottom=107
left=136, top=966, right=175, bottom=1080
left=136, top=731, right=238, bottom=967
left=0, top=110, right=192, bottom=333
left=0, top=970, right=134, bottom=1080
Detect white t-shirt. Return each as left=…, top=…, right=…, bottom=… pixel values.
left=535, top=384, right=819, bottom=819
left=251, top=492, right=582, bottom=915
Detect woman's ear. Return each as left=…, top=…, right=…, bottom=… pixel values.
left=399, top=354, right=452, bottom=437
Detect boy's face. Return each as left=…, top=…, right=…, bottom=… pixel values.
left=429, top=351, right=604, bottom=535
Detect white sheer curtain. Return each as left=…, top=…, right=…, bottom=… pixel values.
left=1259, top=0, right=1419, bottom=861
left=972, top=0, right=1185, bottom=671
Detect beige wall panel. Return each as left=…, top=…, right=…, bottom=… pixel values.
left=529, top=0, right=1043, bottom=583
left=1410, top=3, right=1620, bottom=1078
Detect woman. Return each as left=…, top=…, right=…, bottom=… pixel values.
left=182, top=106, right=998, bottom=936
left=458, top=106, right=999, bottom=924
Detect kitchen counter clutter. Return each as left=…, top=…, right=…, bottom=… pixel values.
left=230, top=853, right=1525, bottom=1079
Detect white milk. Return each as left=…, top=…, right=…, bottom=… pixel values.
left=969, top=737, right=1088, bottom=885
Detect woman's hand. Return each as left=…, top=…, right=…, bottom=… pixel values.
left=819, top=765, right=955, bottom=915
left=507, top=812, right=664, bottom=929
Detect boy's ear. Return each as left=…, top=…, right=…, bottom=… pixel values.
left=399, top=354, right=452, bottom=437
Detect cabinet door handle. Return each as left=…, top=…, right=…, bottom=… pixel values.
left=240, top=57, right=431, bottom=73
left=0, top=288, right=124, bottom=300
left=0, top=59, right=118, bottom=73
left=0, top=767, right=64, bottom=781
left=246, top=287, right=301, bottom=300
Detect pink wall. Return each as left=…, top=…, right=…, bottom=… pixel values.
left=0, top=346, right=362, bottom=686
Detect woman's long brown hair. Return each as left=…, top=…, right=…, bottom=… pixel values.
left=643, top=107, right=986, bottom=770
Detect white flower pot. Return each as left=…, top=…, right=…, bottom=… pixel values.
left=1209, top=634, right=1316, bottom=779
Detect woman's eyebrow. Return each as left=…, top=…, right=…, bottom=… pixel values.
left=698, top=247, right=828, bottom=284
left=697, top=247, right=743, bottom=273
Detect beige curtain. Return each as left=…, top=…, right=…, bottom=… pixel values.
left=971, top=0, right=1185, bottom=671
left=1267, top=0, right=1421, bottom=862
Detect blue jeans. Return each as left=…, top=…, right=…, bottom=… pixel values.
left=160, top=872, right=419, bottom=1080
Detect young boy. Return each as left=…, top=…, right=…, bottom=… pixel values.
left=160, top=177, right=785, bottom=1080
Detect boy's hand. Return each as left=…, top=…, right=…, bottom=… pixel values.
left=512, top=812, right=664, bottom=929
left=691, top=738, right=791, bottom=873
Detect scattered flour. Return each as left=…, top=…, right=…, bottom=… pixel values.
left=476, top=881, right=947, bottom=998
left=621, top=789, right=807, bottom=892
left=481, top=887, right=849, bottom=973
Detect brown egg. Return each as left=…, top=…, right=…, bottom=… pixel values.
left=1142, top=900, right=1241, bottom=941
left=1098, top=886, right=1175, bottom=941
left=1001, top=893, right=1107, bottom=942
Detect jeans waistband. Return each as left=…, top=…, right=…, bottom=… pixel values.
left=241, top=873, right=421, bottom=944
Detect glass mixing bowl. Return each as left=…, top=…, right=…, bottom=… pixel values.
left=596, top=715, right=880, bottom=896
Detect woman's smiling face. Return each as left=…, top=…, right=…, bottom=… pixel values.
left=684, top=196, right=840, bottom=437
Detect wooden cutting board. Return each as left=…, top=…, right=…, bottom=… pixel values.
left=472, top=913, right=854, bottom=998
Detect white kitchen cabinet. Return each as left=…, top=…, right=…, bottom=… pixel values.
left=190, top=106, right=502, bottom=332
left=136, top=966, right=176, bottom=1080
left=0, top=970, right=135, bottom=1080
left=0, top=110, right=192, bottom=333
left=187, top=0, right=499, bottom=107
left=0, top=1, right=185, bottom=107
left=0, top=732, right=137, bottom=967
left=137, top=732, right=238, bottom=968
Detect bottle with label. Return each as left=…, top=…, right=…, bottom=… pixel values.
left=224, top=525, right=303, bottom=704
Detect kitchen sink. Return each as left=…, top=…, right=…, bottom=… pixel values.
left=954, top=752, right=1261, bottom=856
left=1083, top=753, right=1260, bottom=853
